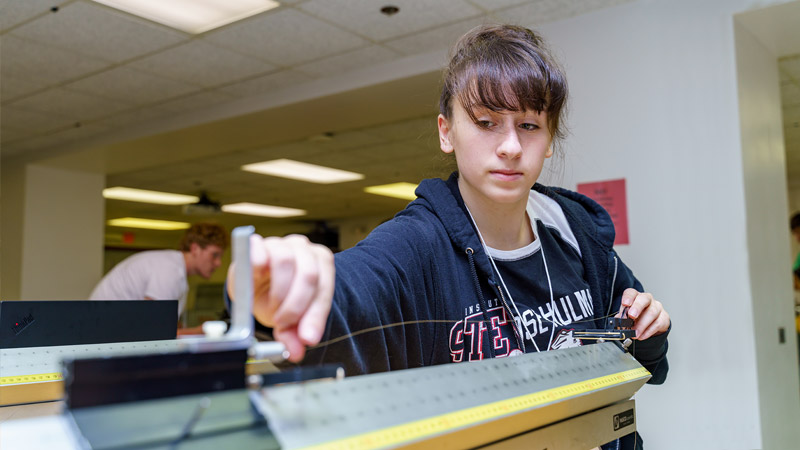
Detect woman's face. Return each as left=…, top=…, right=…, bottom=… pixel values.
left=438, top=98, right=553, bottom=210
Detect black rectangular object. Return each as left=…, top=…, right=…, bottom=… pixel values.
left=0, top=300, right=178, bottom=349
left=64, top=349, right=247, bottom=408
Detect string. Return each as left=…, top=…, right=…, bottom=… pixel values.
left=308, top=310, right=624, bottom=351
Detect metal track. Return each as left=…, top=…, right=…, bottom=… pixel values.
left=253, top=342, right=650, bottom=449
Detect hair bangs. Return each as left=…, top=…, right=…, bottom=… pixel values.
left=440, top=25, right=569, bottom=141
left=456, top=56, right=553, bottom=124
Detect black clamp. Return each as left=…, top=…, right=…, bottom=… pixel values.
left=573, top=307, right=636, bottom=347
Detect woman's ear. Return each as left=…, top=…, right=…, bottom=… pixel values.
left=545, top=145, right=553, bottom=158
left=438, top=114, right=454, bottom=154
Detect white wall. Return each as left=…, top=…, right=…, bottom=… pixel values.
left=530, top=0, right=800, bottom=448
left=19, top=165, right=105, bottom=299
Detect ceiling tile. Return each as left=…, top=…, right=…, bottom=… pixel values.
left=9, top=87, right=132, bottom=122
left=0, top=105, right=75, bottom=133
left=1, top=35, right=110, bottom=87
left=303, top=129, right=389, bottom=152
left=218, top=70, right=313, bottom=98
left=11, top=1, right=188, bottom=63
left=0, top=121, right=108, bottom=156
left=197, top=151, right=263, bottom=170
left=204, top=8, right=369, bottom=66
left=295, top=45, right=401, bottom=78
left=130, top=40, right=277, bottom=88
left=0, top=0, right=68, bottom=32
left=153, top=90, right=237, bottom=114
left=65, top=66, right=200, bottom=106
left=384, top=17, right=486, bottom=55
left=298, top=0, right=483, bottom=41
left=1, top=127, right=40, bottom=144
left=362, top=116, right=437, bottom=141
left=93, top=105, right=174, bottom=129
left=244, top=140, right=329, bottom=162
left=0, top=136, right=59, bottom=157
left=463, top=0, right=533, bottom=10
left=0, top=0, right=71, bottom=32
left=494, top=0, right=634, bottom=26
left=0, top=73, right=46, bottom=103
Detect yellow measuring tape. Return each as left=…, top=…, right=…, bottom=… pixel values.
left=0, top=372, right=63, bottom=385
left=0, top=358, right=274, bottom=387
left=300, top=367, right=650, bottom=450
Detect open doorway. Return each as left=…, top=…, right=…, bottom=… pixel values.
left=734, top=1, right=800, bottom=447
left=781, top=53, right=800, bottom=376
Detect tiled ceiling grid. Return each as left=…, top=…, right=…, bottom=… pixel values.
left=2, top=0, right=798, bottom=234
left=3, top=0, right=634, bottom=156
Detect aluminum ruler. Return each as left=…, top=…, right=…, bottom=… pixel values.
left=254, top=341, right=650, bottom=450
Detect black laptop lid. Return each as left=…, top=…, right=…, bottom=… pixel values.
left=0, top=300, right=178, bottom=349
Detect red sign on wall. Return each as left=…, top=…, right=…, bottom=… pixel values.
left=576, top=178, right=629, bottom=245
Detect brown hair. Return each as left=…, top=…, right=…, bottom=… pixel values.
left=439, top=24, right=568, bottom=144
left=179, top=222, right=228, bottom=252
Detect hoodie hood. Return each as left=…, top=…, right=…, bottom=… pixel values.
left=412, top=172, right=617, bottom=281
left=413, top=172, right=496, bottom=281
left=532, top=183, right=616, bottom=250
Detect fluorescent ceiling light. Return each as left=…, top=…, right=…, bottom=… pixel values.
left=364, top=182, right=419, bottom=201
left=103, top=187, right=199, bottom=205
left=91, top=0, right=280, bottom=34
left=107, top=218, right=191, bottom=230
left=242, top=159, right=364, bottom=184
left=222, top=202, right=306, bottom=218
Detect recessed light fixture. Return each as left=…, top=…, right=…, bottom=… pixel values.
left=222, top=202, right=306, bottom=218
left=103, top=187, right=199, bottom=205
left=242, top=159, right=364, bottom=184
left=90, top=0, right=280, bottom=34
left=107, top=217, right=191, bottom=230
left=364, top=182, right=418, bottom=200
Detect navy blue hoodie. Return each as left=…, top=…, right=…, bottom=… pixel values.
left=303, top=173, right=668, bottom=380
left=238, top=172, right=669, bottom=449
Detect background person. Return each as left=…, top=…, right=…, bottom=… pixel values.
left=91, top=222, right=228, bottom=329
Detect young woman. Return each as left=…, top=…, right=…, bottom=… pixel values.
left=229, top=24, right=670, bottom=449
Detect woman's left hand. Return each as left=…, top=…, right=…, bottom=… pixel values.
left=618, top=288, right=670, bottom=340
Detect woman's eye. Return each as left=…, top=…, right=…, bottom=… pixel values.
left=519, top=123, right=539, bottom=131
left=477, top=120, right=495, bottom=128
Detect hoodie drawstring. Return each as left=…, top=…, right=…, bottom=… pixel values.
left=465, top=248, right=497, bottom=358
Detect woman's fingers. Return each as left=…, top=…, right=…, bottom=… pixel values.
left=631, top=299, right=660, bottom=338
left=229, top=232, right=335, bottom=361
left=298, top=245, right=335, bottom=345
left=272, top=235, right=322, bottom=330
left=638, top=309, right=671, bottom=341
left=617, top=289, right=670, bottom=340
left=273, top=327, right=306, bottom=362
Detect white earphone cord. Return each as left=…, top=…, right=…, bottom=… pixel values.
left=465, top=205, right=559, bottom=353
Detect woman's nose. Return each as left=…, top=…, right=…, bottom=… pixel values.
left=496, top=128, right=522, bottom=159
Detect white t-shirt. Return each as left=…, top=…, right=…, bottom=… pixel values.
left=483, top=191, right=589, bottom=352
left=89, top=250, right=188, bottom=315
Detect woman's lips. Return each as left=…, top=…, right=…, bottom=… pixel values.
left=490, top=170, right=522, bottom=181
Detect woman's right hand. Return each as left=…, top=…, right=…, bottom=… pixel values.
left=227, top=234, right=335, bottom=362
